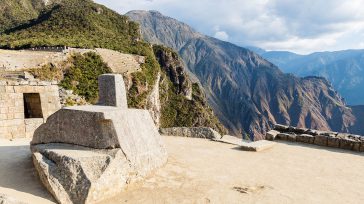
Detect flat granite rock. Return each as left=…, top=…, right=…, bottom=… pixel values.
left=215, top=136, right=275, bottom=152
left=239, top=140, right=276, bottom=152
left=31, top=143, right=132, bottom=204
left=31, top=106, right=168, bottom=177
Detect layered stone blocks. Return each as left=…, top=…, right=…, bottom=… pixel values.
left=0, top=79, right=61, bottom=139
left=266, top=124, right=364, bottom=152
left=31, top=74, right=168, bottom=204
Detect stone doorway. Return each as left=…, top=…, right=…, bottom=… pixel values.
left=23, top=93, right=43, bottom=118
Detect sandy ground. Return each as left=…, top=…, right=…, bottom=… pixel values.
left=0, top=137, right=363, bottom=204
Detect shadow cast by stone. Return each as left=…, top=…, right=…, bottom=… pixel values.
left=0, top=145, right=55, bottom=202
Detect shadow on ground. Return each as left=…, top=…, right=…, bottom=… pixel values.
left=0, top=144, right=54, bottom=202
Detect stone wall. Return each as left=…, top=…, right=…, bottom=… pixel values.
left=0, top=79, right=61, bottom=139
left=0, top=48, right=145, bottom=74
left=266, top=124, right=364, bottom=152
left=160, top=127, right=222, bottom=140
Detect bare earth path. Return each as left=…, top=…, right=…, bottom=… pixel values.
left=0, top=136, right=363, bottom=204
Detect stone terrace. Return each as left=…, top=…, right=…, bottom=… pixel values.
left=266, top=124, right=364, bottom=152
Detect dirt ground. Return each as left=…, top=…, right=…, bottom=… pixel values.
left=0, top=136, right=363, bottom=204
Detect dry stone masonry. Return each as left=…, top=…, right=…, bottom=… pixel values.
left=160, top=127, right=222, bottom=140
left=0, top=76, right=61, bottom=139
left=30, top=74, right=168, bottom=204
left=266, top=124, right=364, bottom=152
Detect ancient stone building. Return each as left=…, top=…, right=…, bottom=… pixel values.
left=0, top=78, right=61, bottom=139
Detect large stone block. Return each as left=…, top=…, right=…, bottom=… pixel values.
left=265, top=130, right=280, bottom=141
left=296, top=134, right=315, bottom=144
left=286, top=134, right=297, bottom=142
left=339, top=138, right=355, bottom=150
left=32, top=106, right=168, bottom=176
left=97, top=74, right=127, bottom=108
left=314, top=135, right=328, bottom=146
left=274, top=124, right=289, bottom=132
left=276, top=133, right=290, bottom=140
left=327, top=137, right=340, bottom=148
left=31, top=143, right=131, bottom=204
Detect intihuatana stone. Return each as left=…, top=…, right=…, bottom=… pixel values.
left=31, top=74, right=168, bottom=204
left=97, top=74, right=127, bottom=108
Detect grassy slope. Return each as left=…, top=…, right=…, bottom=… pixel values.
left=0, top=0, right=45, bottom=32
left=0, top=0, right=226, bottom=132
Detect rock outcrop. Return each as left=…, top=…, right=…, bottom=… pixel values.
left=267, top=124, right=364, bottom=152
left=31, top=74, right=168, bottom=204
left=160, top=127, right=222, bottom=140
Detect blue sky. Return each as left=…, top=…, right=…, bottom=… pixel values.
left=95, top=0, right=364, bottom=54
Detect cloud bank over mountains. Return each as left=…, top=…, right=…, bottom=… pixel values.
left=96, top=0, right=364, bottom=53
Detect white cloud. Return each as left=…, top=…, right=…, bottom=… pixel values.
left=214, top=31, right=229, bottom=41
left=95, top=0, right=364, bottom=54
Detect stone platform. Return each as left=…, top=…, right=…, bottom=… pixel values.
left=30, top=74, right=168, bottom=204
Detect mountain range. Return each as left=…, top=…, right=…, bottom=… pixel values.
left=0, top=0, right=225, bottom=134
left=255, top=48, right=364, bottom=106
left=127, top=10, right=364, bottom=139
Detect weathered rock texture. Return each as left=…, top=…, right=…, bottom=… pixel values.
left=160, top=127, right=222, bottom=140
left=0, top=78, right=61, bottom=139
left=267, top=124, right=364, bottom=152
left=31, top=74, right=167, bottom=204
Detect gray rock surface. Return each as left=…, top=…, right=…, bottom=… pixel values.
left=160, top=127, right=221, bottom=140
left=31, top=74, right=168, bottom=204
left=31, top=144, right=131, bottom=204
left=97, top=74, right=127, bottom=108
left=266, top=130, right=279, bottom=141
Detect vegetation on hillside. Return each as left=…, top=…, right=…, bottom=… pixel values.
left=1, top=0, right=226, bottom=133
left=0, top=0, right=44, bottom=32
left=60, top=52, right=112, bottom=103
left=155, top=45, right=227, bottom=134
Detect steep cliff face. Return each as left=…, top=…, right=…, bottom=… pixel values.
left=127, top=10, right=361, bottom=139
left=153, top=45, right=192, bottom=100
left=155, top=45, right=227, bottom=134
left=261, top=49, right=364, bottom=106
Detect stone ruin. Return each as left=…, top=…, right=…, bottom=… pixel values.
left=30, top=74, right=168, bottom=204
left=0, top=73, right=61, bottom=139
left=266, top=124, right=364, bottom=152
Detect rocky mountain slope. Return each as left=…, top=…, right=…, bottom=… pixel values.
left=0, top=0, right=226, bottom=133
left=127, top=10, right=363, bottom=139
left=259, top=49, right=364, bottom=105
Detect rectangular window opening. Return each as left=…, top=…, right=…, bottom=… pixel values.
left=23, top=93, right=43, bottom=119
